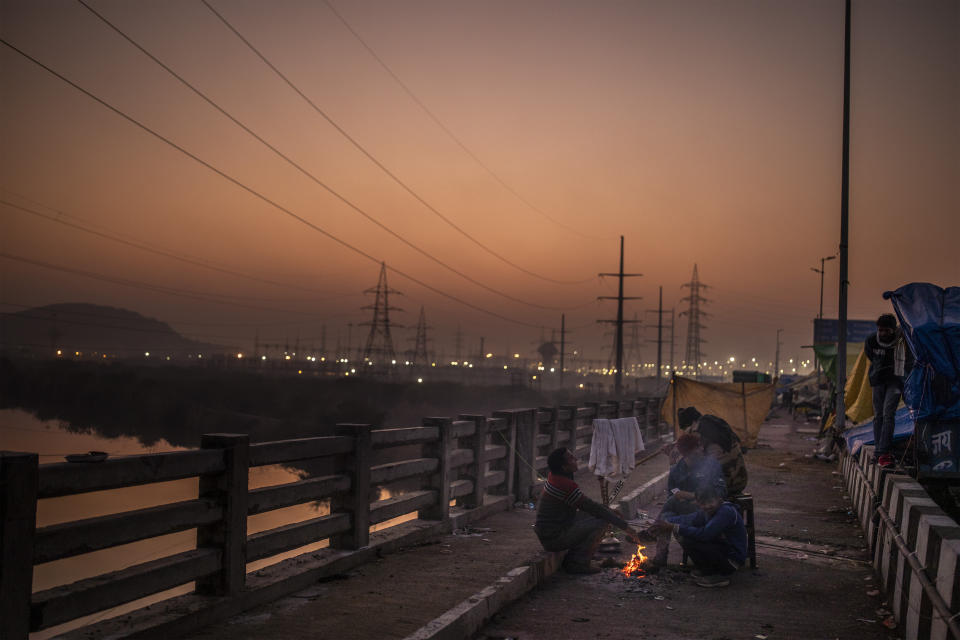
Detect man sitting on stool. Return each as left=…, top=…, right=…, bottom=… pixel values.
left=650, top=485, right=747, bottom=587
left=535, top=447, right=643, bottom=574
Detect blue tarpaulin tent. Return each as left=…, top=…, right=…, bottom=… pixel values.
left=884, top=283, right=960, bottom=421
left=843, top=406, right=914, bottom=454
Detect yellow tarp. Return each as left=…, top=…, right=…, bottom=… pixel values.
left=824, top=347, right=885, bottom=429
left=660, top=376, right=775, bottom=448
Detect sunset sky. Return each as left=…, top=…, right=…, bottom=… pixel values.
left=1, top=0, right=957, bottom=370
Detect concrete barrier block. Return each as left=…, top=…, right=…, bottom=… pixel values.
left=912, top=514, right=960, bottom=640
left=932, top=537, right=960, bottom=640
left=892, top=495, right=940, bottom=622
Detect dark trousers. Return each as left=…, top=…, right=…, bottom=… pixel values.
left=678, top=537, right=738, bottom=576
left=538, top=512, right=605, bottom=568
left=872, top=383, right=901, bottom=456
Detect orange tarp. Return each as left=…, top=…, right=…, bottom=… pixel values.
left=661, top=376, right=775, bottom=448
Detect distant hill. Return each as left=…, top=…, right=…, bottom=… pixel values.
left=0, top=303, right=226, bottom=357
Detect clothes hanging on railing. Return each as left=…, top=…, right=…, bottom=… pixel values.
left=588, top=416, right=645, bottom=478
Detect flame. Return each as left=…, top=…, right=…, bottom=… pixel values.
left=621, top=544, right=648, bottom=577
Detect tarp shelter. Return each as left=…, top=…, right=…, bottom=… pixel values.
left=885, top=283, right=960, bottom=421
left=661, top=375, right=775, bottom=448
left=843, top=406, right=914, bottom=454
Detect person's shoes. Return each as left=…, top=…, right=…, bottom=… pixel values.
left=564, top=563, right=601, bottom=575
left=877, top=454, right=894, bottom=468
left=695, top=573, right=730, bottom=588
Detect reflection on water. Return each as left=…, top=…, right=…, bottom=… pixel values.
left=0, top=409, right=415, bottom=639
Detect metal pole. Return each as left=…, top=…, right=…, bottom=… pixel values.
left=615, top=236, right=625, bottom=396
left=656, top=286, right=663, bottom=379
left=775, top=328, right=783, bottom=381
left=560, top=313, right=566, bottom=387
left=836, top=0, right=851, bottom=431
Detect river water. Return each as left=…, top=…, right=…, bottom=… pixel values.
left=0, top=408, right=412, bottom=638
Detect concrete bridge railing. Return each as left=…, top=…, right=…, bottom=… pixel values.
left=841, top=445, right=960, bottom=640
left=0, top=396, right=666, bottom=638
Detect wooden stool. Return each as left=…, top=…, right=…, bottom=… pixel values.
left=731, top=493, right=757, bottom=569
left=681, top=493, right=757, bottom=570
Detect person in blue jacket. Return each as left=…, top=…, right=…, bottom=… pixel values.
left=650, top=485, right=747, bottom=588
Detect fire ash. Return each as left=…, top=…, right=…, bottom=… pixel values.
left=621, top=544, right=648, bottom=577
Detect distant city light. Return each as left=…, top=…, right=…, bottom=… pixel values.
left=513, top=353, right=520, bottom=358
left=145, top=352, right=150, bottom=357
left=486, top=353, right=493, bottom=358
left=56, top=349, right=62, bottom=356
left=262, top=355, right=267, bottom=360
left=417, top=377, right=423, bottom=383
left=237, top=353, right=243, bottom=359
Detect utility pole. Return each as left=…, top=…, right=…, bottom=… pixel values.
left=656, top=287, right=663, bottom=377
left=454, top=325, right=463, bottom=361
left=669, top=308, right=676, bottom=372
left=560, top=314, right=566, bottom=387
left=836, top=0, right=852, bottom=431
left=774, top=328, right=783, bottom=381
left=598, top=236, right=642, bottom=396
left=644, top=291, right=672, bottom=379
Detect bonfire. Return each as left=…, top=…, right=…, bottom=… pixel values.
left=621, top=543, right=648, bottom=577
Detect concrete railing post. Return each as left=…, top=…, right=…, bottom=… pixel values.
left=197, top=434, right=249, bottom=596
left=509, top=409, right=537, bottom=502
left=331, top=424, right=372, bottom=550
left=492, top=410, right=518, bottom=501
left=1, top=452, right=38, bottom=640
left=540, top=406, right=560, bottom=454
left=458, top=414, right=488, bottom=509
left=559, top=404, right=578, bottom=455
left=421, top=417, right=452, bottom=521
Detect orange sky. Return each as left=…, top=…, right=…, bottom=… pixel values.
left=1, top=0, right=958, bottom=369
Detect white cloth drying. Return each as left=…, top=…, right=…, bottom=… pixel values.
left=588, top=416, right=645, bottom=478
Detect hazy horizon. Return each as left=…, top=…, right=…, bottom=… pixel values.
left=2, top=0, right=958, bottom=373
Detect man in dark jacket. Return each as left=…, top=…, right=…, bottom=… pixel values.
left=865, top=313, right=913, bottom=468
left=535, top=448, right=642, bottom=574
left=677, top=407, right=748, bottom=495
left=651, top=485, right=747, bottom=588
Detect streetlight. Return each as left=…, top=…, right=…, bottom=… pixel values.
left=810, top=255, right=837, bottom=321
left=810, top=254, right=836, bottom=406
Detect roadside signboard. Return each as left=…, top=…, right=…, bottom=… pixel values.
left=813, top=318, right=876, bottom=345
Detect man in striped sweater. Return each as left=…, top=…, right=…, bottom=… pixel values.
left=535, top=448, right=643, bottom=574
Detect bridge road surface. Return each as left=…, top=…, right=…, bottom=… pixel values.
left=181, top=437, right=672, bottom=640
left=477, top=411, right=898, bottom=640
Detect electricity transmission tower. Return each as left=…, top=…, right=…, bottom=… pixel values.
left=409, top=306, right=430, bottom=365
left=598, top=236, right=642, bottom=395
left=361, top=262, right=403, bottom=362
left=680, top=264, right=710, bottom=375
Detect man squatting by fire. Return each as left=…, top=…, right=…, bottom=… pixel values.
left=650, top=484, right=748, bottom=588
left=535, top=447, right=643, bottom=574
left=648, top=432, right=726, bottom=569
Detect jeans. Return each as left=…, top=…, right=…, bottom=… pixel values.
left=538, top=511, right=606, bottom=568
left=872, top=383, right=902, bottom=456
left=678, top=537, right=739, bottom=576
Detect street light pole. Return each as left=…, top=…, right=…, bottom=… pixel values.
left=810, top=255, right=837, bottom=405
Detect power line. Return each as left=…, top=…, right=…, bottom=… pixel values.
left=321, top=0, right=608, bottom=245
left=0, top=252, right=335, bottom=317
left=195, top=0, right=592, bottom=286
left=0, top=197, right=356, bottom=298
left=0, top=38, right=545, bottom=328
left=74, top=0, right=587, bottom=310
